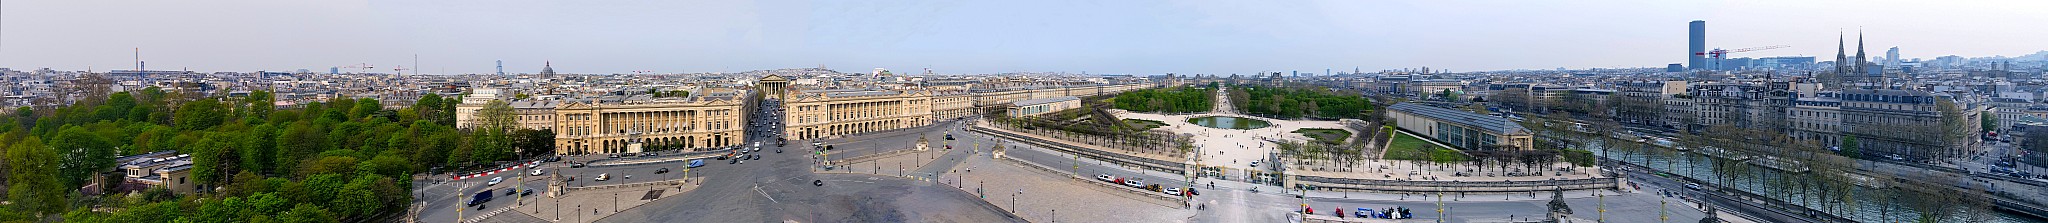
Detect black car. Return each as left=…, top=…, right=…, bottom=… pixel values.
left=570, top=162, right=586, bottom=168
left=521, top=189, right=534, bottom=196
left=504, top=188, right=517, bottom=196
left=946, top=134, right=954, bottom=140
left=656, top=168, right=670, bottom=174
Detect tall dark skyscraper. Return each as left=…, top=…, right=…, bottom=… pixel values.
left=1689, top=20, right=1706, bottom=70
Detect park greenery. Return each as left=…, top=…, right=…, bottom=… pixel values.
left=0, top=86, right=551, bottom=222
left=992, top=97, right=1194, bottom=157
left=1229, top=85, right=1372, bottom=120
left=1291, top=128, right=1351, bottom=145
left=1381, top=131, right=1467, bottom=162
left=1112, top=87, right=1213, bottom=113
left=1121, top=119, right=1168, bottom=131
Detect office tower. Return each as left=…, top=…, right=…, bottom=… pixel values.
left=1689, top=20, right=1706, bottom=70
left=1886, top=47, right=1901, bottom=68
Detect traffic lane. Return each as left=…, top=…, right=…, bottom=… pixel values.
left=1621, top=170, right=1801, bottom=223
left=1000, top=141, right=1194, bottom=193
left=417, top=173, right=535, bottom=223
left=549, top=162, right=696, bottom=188
left=1194, top=188, right=1300, bottom=222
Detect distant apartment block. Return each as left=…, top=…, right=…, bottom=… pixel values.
left=1007, top=96, right=1081, bottom=117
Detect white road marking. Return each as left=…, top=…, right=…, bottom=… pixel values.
left=754, top=185, right=780, bottom=203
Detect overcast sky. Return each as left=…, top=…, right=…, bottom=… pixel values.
left=4, top=0, right=2046, bottom=75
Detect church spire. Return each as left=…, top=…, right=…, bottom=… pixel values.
left=1855, top=29, right=1867, bottom=75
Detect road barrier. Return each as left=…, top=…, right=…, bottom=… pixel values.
left=586, top=149, right=732, bottom=167
left=1294, top=175, right=1616, bottom=193
left=452, top=160, right=542, bottom=181
left=564, top=178, right=688, bottom=192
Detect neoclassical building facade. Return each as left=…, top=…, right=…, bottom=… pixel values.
left=552, top=96, right=748, bottom=155
left=782, top=89, right=935, bottom=140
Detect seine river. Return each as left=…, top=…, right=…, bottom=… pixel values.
left=1583, top=140, right=2038, bottom=223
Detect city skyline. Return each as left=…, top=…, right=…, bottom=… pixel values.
left=5, top=0, right=2048, bottom=74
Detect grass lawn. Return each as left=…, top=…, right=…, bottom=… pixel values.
left=1291, top=128, right=1352, bottom=144
left=1122, top=119, right=1169, bottom=131
left=1383, top=131, right=1468, bottom=162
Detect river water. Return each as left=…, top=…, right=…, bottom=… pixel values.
left=1584, top=140, right=2038, bottom=223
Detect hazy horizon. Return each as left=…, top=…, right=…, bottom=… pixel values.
left=4, top=0, right=2047, bottom=75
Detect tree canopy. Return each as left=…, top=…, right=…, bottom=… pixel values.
left=0, top=88, right=519, bottom=222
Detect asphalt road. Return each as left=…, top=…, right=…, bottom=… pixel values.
left=1614, top=161, right=1803, bottom=223
left=595, top=100, right=1022, bottom=223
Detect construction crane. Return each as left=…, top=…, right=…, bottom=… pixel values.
left=1696, top=45, right=1789, bottom=70
left=393, top=65, right=409, bottom=75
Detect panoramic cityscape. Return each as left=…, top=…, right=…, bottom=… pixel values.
left=5, top=1, right=2048, bottom=223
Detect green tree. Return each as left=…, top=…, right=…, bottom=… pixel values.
left=1839, top=135, right=1861, bottom=159
left=276, top=122, right=326, bottom=173
left=52, top=126, right=118, bottom=189
left=7, top=137, right=68, bottom=217
left=175, top=98, right=226, bottom=130
left=242, top=123, right=280, bottom=175
left=350, top=98, right=381, bottom=120
left=276, top=203, right=338, bottom=223
left=191, top=132, right=245, bottom=186
left=471, top=100, right=516, bottom=163
left=244, top=90, right=276, bottom=121
left=1984, top=111, right=1999, bottom=133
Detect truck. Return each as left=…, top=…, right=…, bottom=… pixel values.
left=467, top=190, right=494, bottom=207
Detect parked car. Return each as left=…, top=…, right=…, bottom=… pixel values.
left=570, top=162, right=586, bottom=168
left=521, top=189, right=534, bottom=196
left=1685, top=183, right=1701, bottom=190
left=1124, top=178, right=1145, bottom=188
left=487, top=177, right=504, bottom=185
left=1163, top=187, right=1182, bottom=195
left=504, top=188, right=517, bottom=196
left=1096, top=174, right=1114, bottom=182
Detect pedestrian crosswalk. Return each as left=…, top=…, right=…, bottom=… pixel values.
left=463, top=205, right=515, bottom=223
